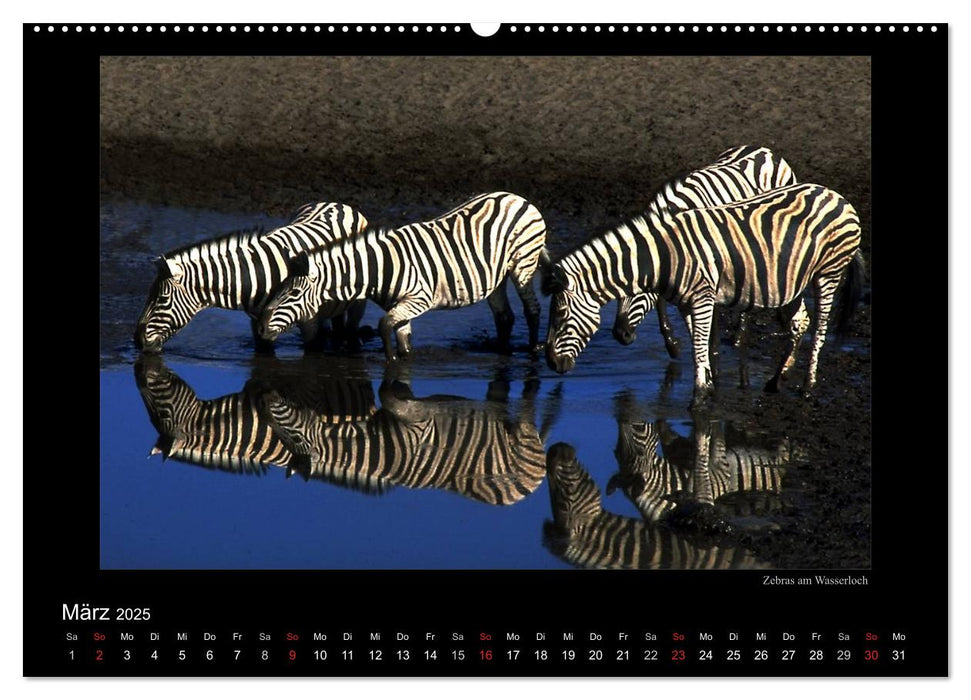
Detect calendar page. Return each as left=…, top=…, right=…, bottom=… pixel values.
left=24, top=21, right=946, bottom=677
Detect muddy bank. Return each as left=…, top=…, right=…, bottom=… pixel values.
left=100, top=55, right=871, bottom=253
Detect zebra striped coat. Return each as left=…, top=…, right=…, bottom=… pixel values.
left=262, top=379, right=549, bottom=505
left=543, top=443, right=767, bottom=570
left=612, top=145, right=800, bottom=357
left=135, top=356, right=376, bottom=478
left=258, top=192, right=548, bottom=361
left=135, top=356, right=294, bottom=475
left=610, top=414, right=791, bottom=526
left=545, top=183, right=864, bottom=402
left=134, top=201, right=369, bottom=352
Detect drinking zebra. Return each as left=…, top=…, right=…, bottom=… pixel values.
left=544, top=183, right=865, bottom=403
left=257, top=191, right=549, bottom=361
left=262, top=375, right=555, bottom=505
left=543, top=443, right=767, bottom=570
left=135, top=356, right=376, bottom=477
left=134, top=201, right=369, bottom=353
left=611, top=145, right=801, bottom=357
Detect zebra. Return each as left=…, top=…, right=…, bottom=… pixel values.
left=543, top=442, right=767, bottom=570
left=261, top=373, right=557, bottom=505
left=257, top=191, right=549, bottom=362
left=135, top=356, right=376, bottom=478
left=134, top=201, right=369, bottom=353
left=544, top=183, right=865, bottom=403
left=246, top=355, right=378, bottom=426
left=135, top=356, right=294, bottom=475
left=610, top=145, right=802, bottom=357
left=607, top=394, right=791, bottom=528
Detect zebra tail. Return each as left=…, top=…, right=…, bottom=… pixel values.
left=835, top=250, right=866, bottom=339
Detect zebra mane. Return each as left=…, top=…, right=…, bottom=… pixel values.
left=552, top=212, right=663, bottom=277
left=551, top=177, right=687, bottom=270
left=554, top=146, right=785, bottom=270
left=644, top=166, right=694, bottom=203
left=712, top=144, right=759, bottom=162
left=293, top=223, right=390, bottom=263
left=660, top=145, right=766, bottom=185
left=162, top=225, right=267, bottom=259
left=358, top=223, right=396, bottom=239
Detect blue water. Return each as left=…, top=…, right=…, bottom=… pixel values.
left=101, top=363, right=647, bottom=569
left=100, top=198, right=863, bottom=570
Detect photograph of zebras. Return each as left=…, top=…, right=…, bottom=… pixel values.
left=101, top=54, right=870, bottom=569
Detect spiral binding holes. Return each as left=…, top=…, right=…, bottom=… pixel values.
left=30, top=23, right=940, bottom=36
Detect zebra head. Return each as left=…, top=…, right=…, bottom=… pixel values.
left=133, top=356, right=197, bottom=458
left=544, top=265, right=600, bottom=374
left=259, top=389, right=320, bottom=477
left=545, top=442, right=602, bottom=534
left=612, top=293, right=654, bottom=345
left=261, top=388, right=390, bottom=494
left=258, top=251, right=325, bottom=341
left=134, top=256, right=204, bottom=353
left=613, top=423, right=661, bottom=490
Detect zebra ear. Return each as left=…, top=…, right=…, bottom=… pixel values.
left=155, top=256, right=183, bottom=280
left=542, top=265, right=571, bottom=295
left=541, top=264, right=567, bottom=296
left=288, top=251, right=311, bottom=277
left=150, top=434, right=174, bottom=460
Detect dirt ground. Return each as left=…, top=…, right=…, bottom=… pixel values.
left=100, top=55, right=871, bottom=568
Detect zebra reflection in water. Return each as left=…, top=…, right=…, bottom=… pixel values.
left=608, top=392, right=793, bottom=527
left=134, top=356, right=375, bottom=477
left=263, top=372, right=560, bottom=505
left=543, top=443, right=768, bottom=570
left=544, top=393, right=797, bottom=570
left=135, top=357, right=559, bottom=504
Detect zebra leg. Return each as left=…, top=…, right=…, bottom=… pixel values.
left=510, top=269, right=543, bottom=351
left=346, top=300, right=367, bottom=338
left=301, top=317, right=330, bottom=352
left=668, top=420, right=735, bottom=534
left=660, top=362, right=681, bottom=405
left=378, top=315, right=400, bottom=363
left=803, top=279, right=838, bottom=395
left=300, top=303, right=339, bottom=352
left=655, top=298, right=681, bottom=359
left=337, top=308, right=362, bottom=352
left=683, top=312, right=694, bottom=339
left=733, top=312, right=748, bottom=349
left=395, top=323, right=413, bottom=357
left=379, top=298, right=429, bottom=363
left=251, top=318, right=276, bottom=354
left=708, top=422, right=733, bottom=492
left=486, top=280, right=515, bottom=349
left=332, top=301, right=366, bottom=352
left=765, top=299, right=810, bottom=393
left=736, top=330, right=750, bottom=389
left=486, top=373, right=511, bottom=402
left=684, top=296, right=716, bottom=408
left=690, top=421, right=716, bottom=506
left=709, top=311, right=721, bottom=366
left=316, top=316, right=334, bottom=337
left=330, top=312, right=348, bottom=341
